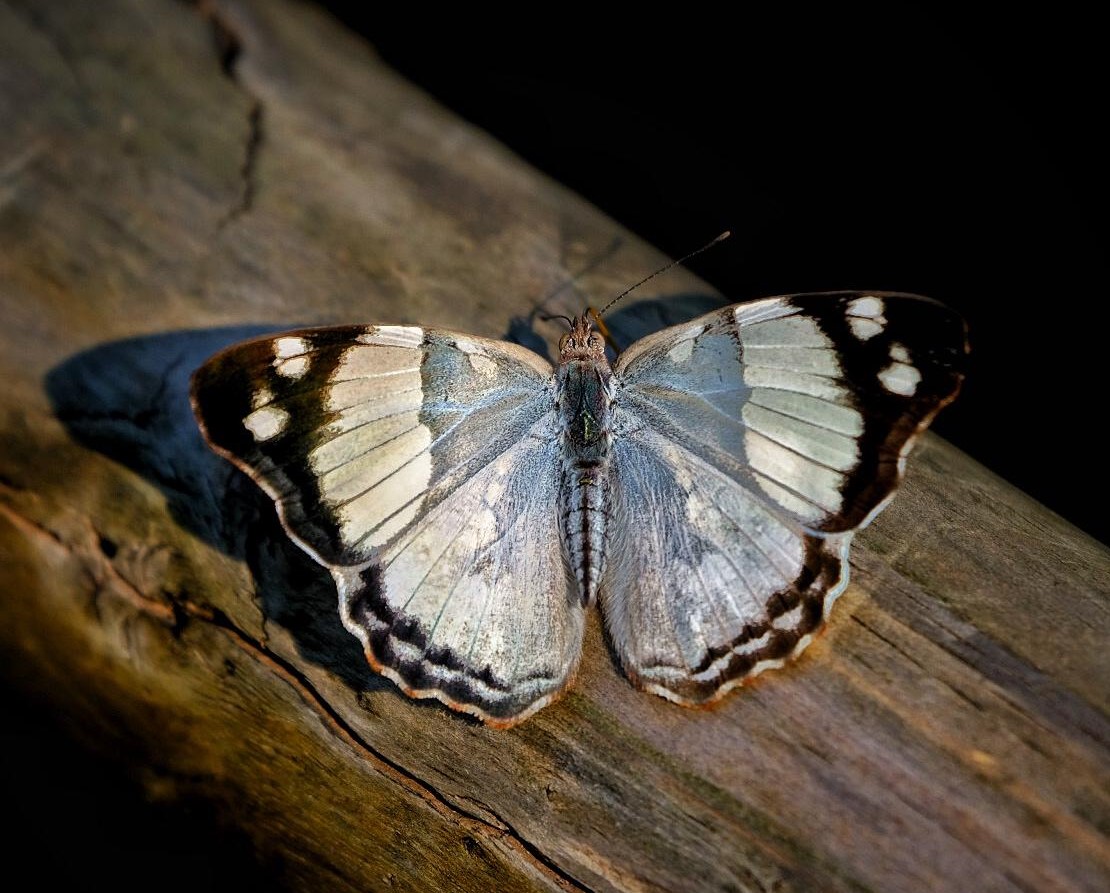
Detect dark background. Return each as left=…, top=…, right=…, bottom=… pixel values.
left=354, top=4, right=1107, bottom=546
left=8, top=4, right=1105, bottom=891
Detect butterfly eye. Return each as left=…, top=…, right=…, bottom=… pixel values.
left=559, top=334, right=570, bottom=352
left=589, top=333, right=605, bottom=350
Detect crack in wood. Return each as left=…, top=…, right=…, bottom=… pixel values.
left=0, top=493, right=591, bottom=893
left=850, top=613, right=988, bottom=711
left=192, top=0, right=264, bottom=227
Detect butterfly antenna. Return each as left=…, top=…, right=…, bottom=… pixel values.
left=595, top=230, right=731, bottom=318
left=539, top=313, right=574, bottom=328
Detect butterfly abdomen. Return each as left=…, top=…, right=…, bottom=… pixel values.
left=559, top=456, right=611, bottom=607
left=557, top=359, right=615, bottom=606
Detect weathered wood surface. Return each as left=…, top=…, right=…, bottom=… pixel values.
left=1, top=1, right=1107, bottom=891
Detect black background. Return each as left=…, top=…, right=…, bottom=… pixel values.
left=8, top=4, right=1105, bottom=891
left=351, top=3, right=1108, bottom=545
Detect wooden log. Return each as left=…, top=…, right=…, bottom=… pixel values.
left=1, top=1, right=1107, bottom=891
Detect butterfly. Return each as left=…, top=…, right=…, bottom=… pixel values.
left=191, top=291, right=966, bottom=727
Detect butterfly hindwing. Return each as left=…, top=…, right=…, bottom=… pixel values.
left=604, top=426, right=849, bottom=703
left=604, top=292, right=966, bottom=702
left=334, top=429, right=582, bottom=726
left=192, top=325, right=584, bottom=725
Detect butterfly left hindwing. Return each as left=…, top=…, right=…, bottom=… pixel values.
left=192, top=325, right=585, bottom=726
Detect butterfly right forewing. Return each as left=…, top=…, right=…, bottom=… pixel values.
left=612, top=292, right=967, bottom=532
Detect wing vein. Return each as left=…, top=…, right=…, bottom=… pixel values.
left=631, top=454, right=691, bottom=674
left=425, top=535, right=484, bottom=650
left=744, top=424, right=851, bottom=476
left=744, top=361, right=841, bottom=379
left=330, top=423, right=424, bottom=508
left=397, top=502, right=476, bottom=613
left=332, top=366, right=421, bottom=383
left=746, top=395, right=861, bottom=437
left=325, top=385, right=423, bottom=414
left=682, top=513, right=731, bottom=667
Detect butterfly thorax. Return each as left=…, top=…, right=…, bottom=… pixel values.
left=555, top=316, right=614, bottom=607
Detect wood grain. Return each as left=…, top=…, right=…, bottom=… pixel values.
left=1, top=1, right=1107, bottom=891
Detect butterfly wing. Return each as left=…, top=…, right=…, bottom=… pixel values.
left=603, top=292, right=966, bottom=703
left=192, top=325, right=582, bottom=726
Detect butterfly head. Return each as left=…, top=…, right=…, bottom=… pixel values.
left=557, top=313, right=608, bottom=362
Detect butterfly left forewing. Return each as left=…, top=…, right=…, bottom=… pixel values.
left=192, top=324, right=555, bottom=566
left=192, top=325, right=583, bottom=725
left=602, top=292, right=966, bottom=702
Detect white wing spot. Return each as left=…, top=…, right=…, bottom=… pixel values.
left=848, top=317, right=883, bottom=341
left=274, top=336, right=308, bottom=359
left=772, top=604, right=804, bottom=630
left=847, top=296, right=885, bottom=319
left=275, top=355, right=309, bottom=379
left=890, top=343, right=911, bottom=363
left=453, top=335, right=485, bottom=356
left=251, top=386, right=273, bottom=411
left=273, top=338, right=311, bottom=379
left=734, top=631, right=772, bottom=656
left=453, top=336, right=499, bottom=376
left=244, top=405, right=288, bottom=441
left=749, top=657, right=787, bottom=678
left=847, top=296, right=887, bottom=340
left=879, top=361, right=921, bottom=396
left=470, top=354, right=499, bottom=376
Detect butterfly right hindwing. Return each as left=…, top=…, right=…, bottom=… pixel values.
left=604, top=425, right=848, bottom=703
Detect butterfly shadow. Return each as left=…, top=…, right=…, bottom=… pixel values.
left=45, top=326, right=385, bottom=694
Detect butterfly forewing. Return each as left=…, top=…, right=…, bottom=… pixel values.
left=614, top=292, right=967, bottom=532
left=192, top=325, right=584, bottom=725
